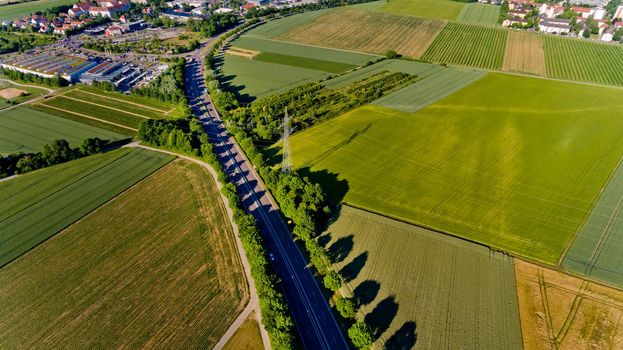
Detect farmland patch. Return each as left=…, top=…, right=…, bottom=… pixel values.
left=277, top=9, right=446, bottom=58
left=422, top=22, right=507, bottom=69
left=457, top=3, right=500, bottom=25
left=0, top=0, right=76, bottom=21
left=226, top=46, right=261, bottom=59
left=324, top=59, right=442, bottom=89
left=373, top=67, right=486, bottom=112
left=544, top=35, right=623, bottom=86
left=323, top=205, right=522, bottom=349
left=254, top=52, right=357, bottom=73
left=378, top=0, right=465, bottom=20
left=244, top=9, right=331, bottom=38
left=0, top=106, right=124, bottom=154
left=0, top=159, right=247, bottom=348
left=0, top=147, right=173, bottom=267
left=289, top=73, right=623, bottom=263
left=515, top=259, right=623, bottom=349
left=502, top=31, right=546, bottom=76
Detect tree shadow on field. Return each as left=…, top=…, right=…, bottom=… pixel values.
left=353, top=279, right=380, bottom=306
left=340, top=251, right=368, bottom=282
left=328, top=235, right=354, bottom=263
left=365, top=296, right=399, bottom=339
left=384, top=321, right=417, bottom=350
left=297, top=167, right=349, bottom=208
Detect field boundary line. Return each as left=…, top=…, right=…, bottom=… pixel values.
left=35, top=104, right=138, bottom=131
left=73, top=89, right=172, bottom=114
left=128, top=143, right=270, bottom=350
left=0, top=78, right=55, bottom=93
left=242, top=35, right=384, bottom=57
left=54, top=94, right=151, bottom=120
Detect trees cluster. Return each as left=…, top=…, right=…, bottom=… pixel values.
left=203, top=20, right=377, bottom=349
left=91, top=80, right=116, bottom=92
left=137, top=118, right=295, bottom=349
left=0, top=138, right=106, bottom=178
left=185, top=13, right=239, bottom=37
left=0, top=31, right=55, bottom=54
left=84, top=36, right=199, bottom=55
left=0, top=67, right=66, bottom=87
left=245, top=0, right=379, bottom=19
left=133, top=57, right=187, bottom=105
left=225, top=70, right=414, bottom=142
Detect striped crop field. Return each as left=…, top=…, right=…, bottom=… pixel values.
left=544, top=35, right=623, bottom=86
left=516, top=259, right=623, bottom=349
left=244, top=9, right=331, bottom=38
left=0, top=159, right=248, bottom=348
left=323, top=206, right=522, bottom=349
left=277, top=8, right=446, bottom=58
left=0, top=107, right=124, bottom=154
left=502, top=31, right=546, bottom=76
left=378, top=0, right=466, bottom=20
left=422, top=22, right=507, bottom=69
left=289, top=73, right=623, bottom=264
left=563, top=156, right=623, bottom=287
left=324, top=60, right=443, bottom=89
left=0, top=148, right=174, bottom=267
left=373, top=67, right=486, bottom=112
left=458, top=3, right=500, bottom=25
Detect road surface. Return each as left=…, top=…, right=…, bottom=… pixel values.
left=184, top=43, right=349, bottom=350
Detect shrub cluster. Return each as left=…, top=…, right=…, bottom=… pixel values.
left=133, top=57, right=188, bottom=106
left=0, top=67, right=67, bottom=87
left=0, top=138, right=107, bottom=178
left=137, top=118, right=295, bottom=349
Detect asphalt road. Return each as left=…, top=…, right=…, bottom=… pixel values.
left=184, top=45, right=349, bottom=350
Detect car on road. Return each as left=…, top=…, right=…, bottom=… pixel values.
left=269, top=253, right=275, bottom=261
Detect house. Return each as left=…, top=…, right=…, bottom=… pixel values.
left=241, top=2, right=256, bottom=11
left=593, top=7, right=606, bottom=20
left=214, top=7, right=233, bottom=14
left=614, top=5, right=623, bottom=20
left=105, top=25, right=123, bottom=37
left=572, top=6, right=592, bottom=18
left=539, top=18, right=572, bottom=33
left=508, top=0, right=533, bottom=10
left=509, top=8, right=530, bottom=18
left=614, top=21, right=623, bottom=29
left=539, top=3, right=564, bottom=18
left=503, top=17, right=529, bottom=27
left=601, top=32, right=613, bottom=41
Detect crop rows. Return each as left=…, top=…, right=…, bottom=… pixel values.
left=277, top=9, right=446, bottom=58
left=0, top=160, right=247, bottom=348
left=544, top=36, right=623, bottom=86
left=64, top=90, right=166, bottom=119
left=422, top=22, right=507, bottom=70
left=502, top=31, right=546, bottom=76
left=325, top=206, right=522, bottom=349
left=457, top=3, right=500, bottom=25
left=0, top=148, right=174, bottom=267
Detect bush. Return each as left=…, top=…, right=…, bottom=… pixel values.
left=348, top=321, right=374, bottom=349
left=335, top=296, right=357, bottom=319
left=323, top=270, right=343, bottom=292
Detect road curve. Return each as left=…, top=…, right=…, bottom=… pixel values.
left=184, top=44, right=349, bottom=349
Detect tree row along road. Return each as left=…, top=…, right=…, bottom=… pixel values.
left=185, top=42, right=348, bottom=349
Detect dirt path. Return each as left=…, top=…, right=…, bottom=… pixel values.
left=0, top=79, right=55, bottom=94
left=124, top=142, right=270, bottom=350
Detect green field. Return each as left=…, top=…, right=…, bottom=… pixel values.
left=0, top=159, right=248, bottom=348
left=544, top=35, right=623, bottom=86
left=0, top=148, right=173, bottom=267
left=78, top=85, right=182, bottom=113
left=39, top=95, right=149, bottom=130
left=233, top=36, right=379, bottom=65
left=0, top=0, right=76, bottom=21
left=422, top=22, right=507, bottom=69
left=324, top=59, right=442, bottom=89
left=458, top=3, right=500, bottom=25
left=221, top=37, right=378, bottom=101
left=245, top=10, right=331, bottom=38
left=379, top=0, right=465, bottom=20
left=373, top=67, right=486, bottom=112
left=0, top=107, right=124, bottom=154
left=289, top=73, right=623, bottom=264
left=563, top=158, right=623, bottom=287
left=324, top=206, right=522, bottom=349
left=63, top=90, right=168, bottom=119
left=254, top=52, right=356, bottom=73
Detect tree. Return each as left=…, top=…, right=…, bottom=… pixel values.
left=583, top=28, right=591, bottom=38
left=80, top=137, right=105, bottom=156
left=335, top=296, right=357, bottom=319
left=384, top=50, right=400, bottom=59
left=348, top=321, right=374, bottom=349
left=41, top=139, right=73, bottom=165
left=323, top=270, right=342, bottom=291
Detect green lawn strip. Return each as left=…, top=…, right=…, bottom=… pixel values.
left=324, top=205, right=522, bottom=349
left=563, top=157, right=623, bottom=287
left=289, top=73, right=623, bottom=264
left=378, top=0, right=465, bottom=20
left=0, top=148, right=174, bottom=267
left=40, top=96, right=146, bottom=129
left=0, top=107, right=124, bottom=154
left=246, top=9, right=331, bottom=38
left=324, top=59, right=443, bottom=89
left=421, top=22, right=507, bottom=70
left=63, top=90, right=164, bottom=119
left=543, top=35, right=623, bottom=87
left=373, top=67, right=486, bottom=112
left=254, top=52, right=357, bottom=73
left=220, top=54, right=329, bottom=101
left=233, top=36, right=380, bottom=65
left=30, top=104, right=135, bottom=136
left=458, top=3, right=500, bottom=25
left=0, top=0, right=76, bottom=21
